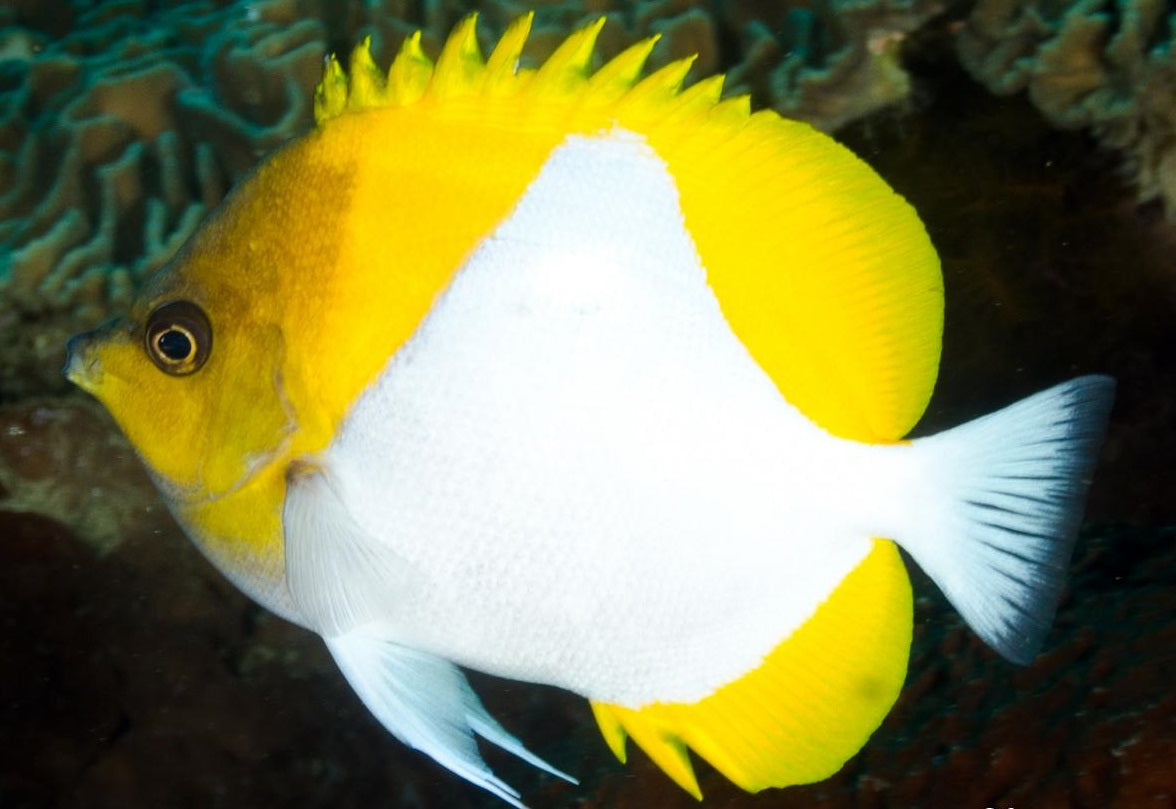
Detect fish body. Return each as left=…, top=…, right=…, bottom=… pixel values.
left=66, top=15, right=1114, bottom=805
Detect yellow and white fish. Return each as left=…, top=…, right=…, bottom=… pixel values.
left=65, top=14, right=1114, bottom=806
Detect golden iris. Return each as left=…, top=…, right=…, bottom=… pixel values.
left=144, top=300, right=212, bottom=375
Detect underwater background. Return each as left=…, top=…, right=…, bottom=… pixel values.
left=1, top=0, right=1175, bottom=806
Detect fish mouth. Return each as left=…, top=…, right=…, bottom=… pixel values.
left=64, top=319, right=134, bottom=394
left=63, top=331, right=103, bottom=393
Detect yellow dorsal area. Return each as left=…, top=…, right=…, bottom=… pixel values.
left=592, top=539, right=913, bottom=796
left=660, top=116, right=943, bottom=440
left=308, top=12, right=942, bottom=446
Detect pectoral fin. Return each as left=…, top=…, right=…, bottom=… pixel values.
left=325, top=633, right=576, bottom=807
left=283, top=459, right=415, bottom=637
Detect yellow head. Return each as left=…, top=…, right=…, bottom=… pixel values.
left=64, top=130, right=366, bottom=579
left=67, top=140, right=336, bottom=498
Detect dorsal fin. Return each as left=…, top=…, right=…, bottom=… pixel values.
left=313, top=13, right=741, bottom=129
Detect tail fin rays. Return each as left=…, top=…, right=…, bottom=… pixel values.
left=902, top=375, right=1115, bottom=663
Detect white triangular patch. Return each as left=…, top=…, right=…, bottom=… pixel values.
left=318, top=129, right=872, bottom=707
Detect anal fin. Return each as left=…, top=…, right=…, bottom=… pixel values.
left=591, top=539, right=912, bottom=796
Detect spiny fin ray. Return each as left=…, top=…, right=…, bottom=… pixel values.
left=590, top=701, right=628, bottom=764
left=668, top=74, right=726, bottom=118
left=584, top=36, right=660, bottom=101
left=386, top=31, right=433, bottom=106
left=430, top=13, right=485, bottom=99
left=531, top=16, right=606, bottom=96
left=313, top=55, right=347, bottom=124
left=483, top=13, right=533, bottom=96
left=619, top=56, right=697, bottom=111
left=613, top=713, right=702, bottom=799
left=347, top=37, right=386, bottom=111
left=314, top=16, right=725, bottom=126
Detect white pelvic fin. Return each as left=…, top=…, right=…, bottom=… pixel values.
left=901, top=375, right=1115, bottom=664
left=283, top=460, right=417, bottom=637
left=325, top=634, right=576, bottom=808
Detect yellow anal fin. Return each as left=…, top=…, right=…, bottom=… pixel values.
left=613, top=710, right=701, bottom=799
left=591, top=539, right=912, bottom=796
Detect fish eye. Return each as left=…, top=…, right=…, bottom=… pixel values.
left=144, top=300, right=212, bottom=375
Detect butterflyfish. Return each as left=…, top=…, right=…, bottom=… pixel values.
left=65, top=14, right=1115, bottom=806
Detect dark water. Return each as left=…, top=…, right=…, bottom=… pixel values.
left=1, top=2, right=1174, bottom=808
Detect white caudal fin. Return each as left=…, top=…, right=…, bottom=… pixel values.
left=900, top=375, right=1115, bottom=664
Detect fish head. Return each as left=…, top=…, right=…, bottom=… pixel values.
left=64, top=247, right=290, bottom=509
left=63, top=134, right=360, bottom=508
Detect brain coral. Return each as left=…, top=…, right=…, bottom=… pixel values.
left=958, top=0, right=1176, bottom=214
left=0, top=0, right=939, bottom=398
left=0, top=0, right=327, bottom=396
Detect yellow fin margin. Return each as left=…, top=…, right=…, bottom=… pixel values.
left=647, top=108, right=942, bottom=441
left=591, top=540, right=913, bottom=797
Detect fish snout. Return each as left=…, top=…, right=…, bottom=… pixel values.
left=65, top=318, right=133, bottom=392
left=64, top=318, right=138, bottom=392
left=64, top=331, right=103, bottom=392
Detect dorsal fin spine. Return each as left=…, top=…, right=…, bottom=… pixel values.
left=314, top=16, right=733, bottom=128
left=314, top=55, right=348, bottom=124
left=386, top=31, right=432, bottom=106
left=583, top=36, right=660, bottom=102
left=616, top=56, right=697, bottom=117
left=709, top=94, right=752, bottom=126
left=348, top=37, right=386, bottom=111
left=430, top=14, right=485, bottom=100
left=483, top=13, right=533, bottom=96
left=670, top=74, right=725, bottom=116
left=530, top=17, right=606, bottom=97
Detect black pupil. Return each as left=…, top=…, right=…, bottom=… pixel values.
left=157, top=328, right=193, bottom=361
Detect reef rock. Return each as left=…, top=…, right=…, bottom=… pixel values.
left=958, top=0, right=1176, bottom=215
